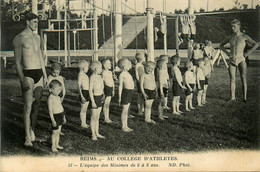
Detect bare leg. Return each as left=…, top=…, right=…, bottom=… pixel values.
left=158, top=98, right=164, bottom=120
left=185, top=95, right=190, bottom=111
left=229, top=64, right=237, bottom=100
left=103, top=96, right=113, bottom=123
left=189, top=93, right=195, bottom=109
left=202, top=85, right=208, bottom=104
left=137, top=93, right=144, bottom=115
left=51, top=129, right=58, bottom=152
left=91, top=108, right=98, bottom=140
left=56, top=126, right=63, bottom=149
left=145, top=99, right=155, bottom=123
left=95, top=107, right=105, bottom=138
left=197, top=90, right=203, bottom=106
left=80, top=101, right=89, bottom=128
left=238, top=61, right=247, bottom=101
left=172, top=97, right=180, bottom=115
left=177, top=96, right=183, bottom=113
left=122, top=104, right=132, bottom=132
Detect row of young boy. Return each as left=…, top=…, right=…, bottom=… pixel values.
left=47, top=52, right=212, bottom=152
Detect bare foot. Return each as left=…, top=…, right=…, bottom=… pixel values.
left=198, top=104, right=203, bottom=107
left=190, top=107, right=195, bottom=110
left=146, top=120, right=156, bottom=124
left=172, top=112, right=181, bottom=115
left=128, top=114, right=135, bottom=118
left=122, top=127, right=133, bottom=132
left=104, top=119, right=113, bottom=124
left=126, top=127, right=133, bottom=131
left=137, top=112, right=143, bottom=116
left=162, top=115, right=169, bottom=119
left=186, top=108, right=191, bottom=111
left=60, top=131, right=65, bottom=136
left=177, top=110, right=183, bottom=114
left=52, top=146, right=58, bottom=152
left=96, top=134, right=105, bottom=139
left=81, top=124, right=89, bottom=128
left=159, top=116, right=165, bottom=120
left=92, top=136, right=98, bottom=141
left=30, top=130, right=35, bottom=142
left=163, top=106, right=171, bottom=110
left=56, top=145, right=64, bottom=150
left=24, top=138, right=33, bottom=147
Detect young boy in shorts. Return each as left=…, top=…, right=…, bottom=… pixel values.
left=197, top=59, right=205, bottom=106
left=102, top=59, right=114, bottom=124
left=171, top=55, right=186, bottom=115
left=140, top=61, right=157, bottom=124
left=157, top=59, right=169, bottom=120
left=191, top=43, right=203, bottom=70
left=159, top=55, right=171, bottom=110
left=48, top=62, right=66, bottom=102
left=78, top=60, right=90, bottom=128
left=89, top=61, right=105, bottom=140
left=184, top=61, right=196, bottom=111
left=202, top=56, right=213, bottom=104
left=118, top=59, right=135, bottom=132
left=48, top=80, right=66, bottom=152
left=135, top=53, right=145, bottom=115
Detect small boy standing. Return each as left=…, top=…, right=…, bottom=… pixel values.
left=48, top=62, right=66, bottom=102
left=191, top=43, right=203, bottom=67
left=171, top=55, right=186, bottom=115
left=197, top=59, right=205, bottom=106
left=118, top=59, right=135, bottom=132
left=78, top=60, right=90, bottom=128
left=140, top=61, right=157, bottom=124
left=157, top=59, right=169, bottom=120
left=89, top=61, right=105, bottom=140
left=202, top=56, right=213, bottom=104
left=102, top=59, right=114, bottom=123
left=135, top=53, right=145, bottom=115
left=159, top=55, right=171, bottom=110
left=48, top=80, right=66, bottom=152
left=184, top=61, right=196, bottom=111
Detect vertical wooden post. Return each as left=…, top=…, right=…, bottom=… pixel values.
left=44, top=33, right=48, bottom=66
left=93, top=0, right=99, bottom=61
left=188, top=0, right=194, bottom=59
left=64, top=0, right=68, bottom=67
left=114, top=0, right=122, bottom=64
left=146, top=0, right=154, bottom=61
left=175, top=16, right=179, bottom=55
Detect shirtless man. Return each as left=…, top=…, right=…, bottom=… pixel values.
left=13, top=12, right=48, bottom=146
left=220, top=19, right=259, bottom=102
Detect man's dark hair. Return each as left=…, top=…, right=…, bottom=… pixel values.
left=24, top=12, right=38, bottom=24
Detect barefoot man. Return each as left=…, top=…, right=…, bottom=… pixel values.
left=220, top=19, right=258, bottom=102
left=13, top=12, right=48, bottom=146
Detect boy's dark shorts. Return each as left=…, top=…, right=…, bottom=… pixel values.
left=80, top=90, right=90, bottom=102
left=198, top=80, right=205, bottom=91
left=121, top=89, right=134, bottom=105
left=52, top=111, right=65, bottom=130
left=90, top=95, right=103, bottom=109
left=144, top=89, right=156, bottom=100
left=205, top=77, right=209, bottom=85
left=193, top=59, right=199, bottom=66
left=136, top=81, right=142, bottom=93
left=185, top=84, right=195, bottom=96
left=172, top=81, right=182, bottom=96
left=104, top=85, right=113, bottom=97
left=158, top=87, right=169, bottom=98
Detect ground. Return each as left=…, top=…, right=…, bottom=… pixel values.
left=1, top=61, right=259, bottom=156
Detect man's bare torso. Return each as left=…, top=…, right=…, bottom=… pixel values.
left=229, top=33, right=246, bottom=57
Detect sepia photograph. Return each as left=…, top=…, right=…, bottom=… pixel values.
left=1, top=0, right=260, bottom=171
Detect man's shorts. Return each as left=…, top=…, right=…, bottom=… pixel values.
left=205, top=77, right=209, bottom=85
left=80, top=90, right=90, bottom=102
left=121, top=89, right=134, bottom=105
left=158, top=87, right=169, bottom=98
left=198, top=80, right=205, bottom=91
left=185, top=83, right=195, bottom=96
left=52, top=111, right=65, bottom=130
left=172, top=81, right=182, bottom=96
left=104, top=85, right=113, bottom=97
left=144, top=89, right=156, bottom=100
left=89, top=95, right=103, bottom=109
left=23, top=69, right=43, bottom=84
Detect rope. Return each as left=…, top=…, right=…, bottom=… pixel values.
left=134, top=0, right=138, bottom=51
left=121, top=2, right=139, bottom=13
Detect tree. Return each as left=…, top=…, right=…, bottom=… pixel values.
left=242, top=4, right=248, bottom=10
left=199, top=8, right=205, bottom=13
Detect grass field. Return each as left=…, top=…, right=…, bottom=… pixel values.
left=1, top=60, right=259, bottom=156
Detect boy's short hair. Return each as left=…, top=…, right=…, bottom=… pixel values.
left=118, top=58, right=129, bottom=70
left=156, top=59, right=166, bottom=69
left=203, top=56, right=209, bottom=61
left=231, top=19, right=241, bottom=26
left=145, top=61, right=156, bottom=69
left=135, top=53, right=144, bottom=62
left=49, top=79, right=62, bottom=89
left=78, top=60, right=89, bottom=69
left=170, top=55, right=180, bottom=65
left=185, top=61, right=193, bottom=69
left=159, top=55, right=168, bottom=60
left=51, top=62, right=61, bottom=71
left=101, top=59, right=110, bottom=66
left=90, top=61, right=101, bottom=72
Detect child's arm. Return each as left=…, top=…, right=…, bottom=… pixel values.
left=220, top=36, right=231, bottom=56
left=140, top=74, right=148, bottom=100
left=48, top=98, right=56, bottom=127
left=184, top=73, right=192, bottom=91
left=61, top=76, right=66, bottom=102
left=112, top=72, right=115, bottom=96
left=174, top=68, right=186, bottom=89
left=78, top=74, right=86, bottom=103
left=158, top=71, right=165, bottom=98
left=118, top=74, right=123, bottom=106
left=89, top=75, right=97, bottom=108
left=197, top=69, right=201, bottom=90
left=136, top=65, right=144, bottom=81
